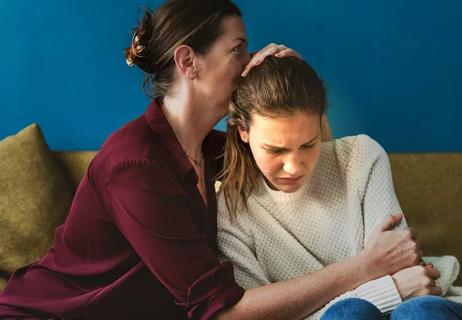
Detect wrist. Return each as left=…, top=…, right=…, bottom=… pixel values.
left=391, top=274, right=405, bottom=300
left=350, top=251, right=375, bottom=283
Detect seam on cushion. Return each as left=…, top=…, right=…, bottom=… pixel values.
left=0, top=269, right=10, bottom=279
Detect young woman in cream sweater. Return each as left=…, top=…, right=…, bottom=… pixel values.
left=217, top=56, right=462, bottom=319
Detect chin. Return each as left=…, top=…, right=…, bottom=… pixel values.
left=269, top=179, right=303, bottom=193
left=277, top=184, right=303, bottom=193
left=272, top=174, right=309, bottom=193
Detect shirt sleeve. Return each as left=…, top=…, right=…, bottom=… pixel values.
left=105, top=159, right=244, bottom=319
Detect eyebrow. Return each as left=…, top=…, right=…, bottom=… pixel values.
left=233, top=37, right=248, bottom=44
left=262, top=133, right=320, bottom=150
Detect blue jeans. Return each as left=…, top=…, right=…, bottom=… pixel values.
left=320, top=296, right=462, bottom=320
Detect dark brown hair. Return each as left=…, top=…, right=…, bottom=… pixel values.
left=220, top=56, right=327, bottom=220
left=124, top=0, right=241, bottom=98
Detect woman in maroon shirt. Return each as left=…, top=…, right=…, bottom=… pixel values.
left=0, top=0, right=421, bottom=319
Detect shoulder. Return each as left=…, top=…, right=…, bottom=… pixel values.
left=217, top=191, right=237, bottom=229
left=89, top=115, right=173, bottom=183
left=217, top=191, right=252, bottom=236
left=102, top=115, right=159, bottom=161
left=322, top=134, right=387, bottom=167
left=317, top=135, right=389, bottom=189
left=330, top=135, right=392, bottom=195
left=217, top=192, right=230, bottom=229
left=326, top=134, right=385, bottom=155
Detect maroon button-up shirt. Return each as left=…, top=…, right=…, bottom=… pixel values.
left=0, top=100, right=244, bottom=319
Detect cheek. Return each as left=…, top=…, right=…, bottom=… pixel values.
left=253, top=153, right=280, bottom=177
left=225, top=57, right=246, bottom=79
left=304, top=146, right=321, bottom=170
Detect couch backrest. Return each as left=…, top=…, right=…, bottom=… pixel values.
left=54, top=151, right=97, bottom=187
left=389, top=153, right=462, bottom=286
left=54, top=151, right=462, bottom=285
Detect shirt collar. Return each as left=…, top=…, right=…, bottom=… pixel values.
left=144, top=98, right=223, bottom=179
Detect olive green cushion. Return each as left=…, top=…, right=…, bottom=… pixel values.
left=389, top=153, right=462, bottom=285
left=0, top=123, right=73, bottom=287
left=54, top=151, right=97, bottom=188
left=0, top=278, right=6, bottom=290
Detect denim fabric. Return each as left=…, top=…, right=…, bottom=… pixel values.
left=321, top=296, right=462, bottom=320
left=320, top=298, right=385, bottom=320
left=391, top=296, right=462, bottom=320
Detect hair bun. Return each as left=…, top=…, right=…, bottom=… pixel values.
left=124, top=34, right=145, bottom=66
left=124, top=11, right=156, bottom=74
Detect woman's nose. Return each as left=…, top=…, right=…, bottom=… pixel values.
left=241, top=50, right=251, bottom=69
left=283, top=154, right=303, bottom=176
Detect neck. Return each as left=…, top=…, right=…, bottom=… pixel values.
left=162, top=89, right=226, bottom=160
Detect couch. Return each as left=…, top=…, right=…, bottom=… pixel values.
left=0, top=124, right=461, bottom=291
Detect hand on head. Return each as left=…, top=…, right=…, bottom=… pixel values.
left=241, top=43, right=302, bottom=76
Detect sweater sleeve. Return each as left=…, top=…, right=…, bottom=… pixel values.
left=341, top=135, right=405, bottom=314
left=300, top=136, right=405, bottom=319
left=355, top=136, right=460, bottom=303
left=355, top=135, right=407, bottom=313
left=356, top=135, right=407, bottom=243
left=218, top=218, right=402, bottom=317
left=216, top=194, right=271, bottom=289
left=308, top=275, right=402, bottom=319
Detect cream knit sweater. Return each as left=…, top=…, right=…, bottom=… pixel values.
left=217, top=135, right=462, bottom=319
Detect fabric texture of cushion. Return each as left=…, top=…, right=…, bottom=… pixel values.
left=0, top=123, right=73, bottom=289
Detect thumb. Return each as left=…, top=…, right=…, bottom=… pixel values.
left=379, top=213, right=403, bottom=231
left=427, top=265, right=441, bottom=279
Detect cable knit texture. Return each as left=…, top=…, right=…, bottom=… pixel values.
left=217, top=135, right=462, bottom=319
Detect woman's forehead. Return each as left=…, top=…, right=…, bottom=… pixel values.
left=249, top=112, right=320, bottom=141
left=219, top=16, right=247, bottom=43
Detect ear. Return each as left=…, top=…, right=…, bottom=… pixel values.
left=173, top=45, right=198, bottom=79
left=237, top=126, right=249, bottom=143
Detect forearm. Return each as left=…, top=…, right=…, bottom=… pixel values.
left=320, top=275, right=402, bottom=315
left=215, top=252, right=371, bottom=320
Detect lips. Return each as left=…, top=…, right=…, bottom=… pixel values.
left=277, top=176, right=304, bottom=184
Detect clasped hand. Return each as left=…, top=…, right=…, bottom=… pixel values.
left=363, top=213, right=441, bottom=300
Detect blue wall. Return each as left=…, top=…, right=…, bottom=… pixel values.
left=1, top=0, right=461, bottom=151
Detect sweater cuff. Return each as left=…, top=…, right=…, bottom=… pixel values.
left=355, top=275, right=402, bottom=314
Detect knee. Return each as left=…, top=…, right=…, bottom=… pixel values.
left=392, top=296, right=462, bottom=320
left=321, top=298, right=383, bottom=320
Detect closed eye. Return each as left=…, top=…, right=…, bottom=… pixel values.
left=266, top=148, right=285, bottom=155
left=233, top=42, right=248, bottom=53
left=300, top=143, right=316, bottom=150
